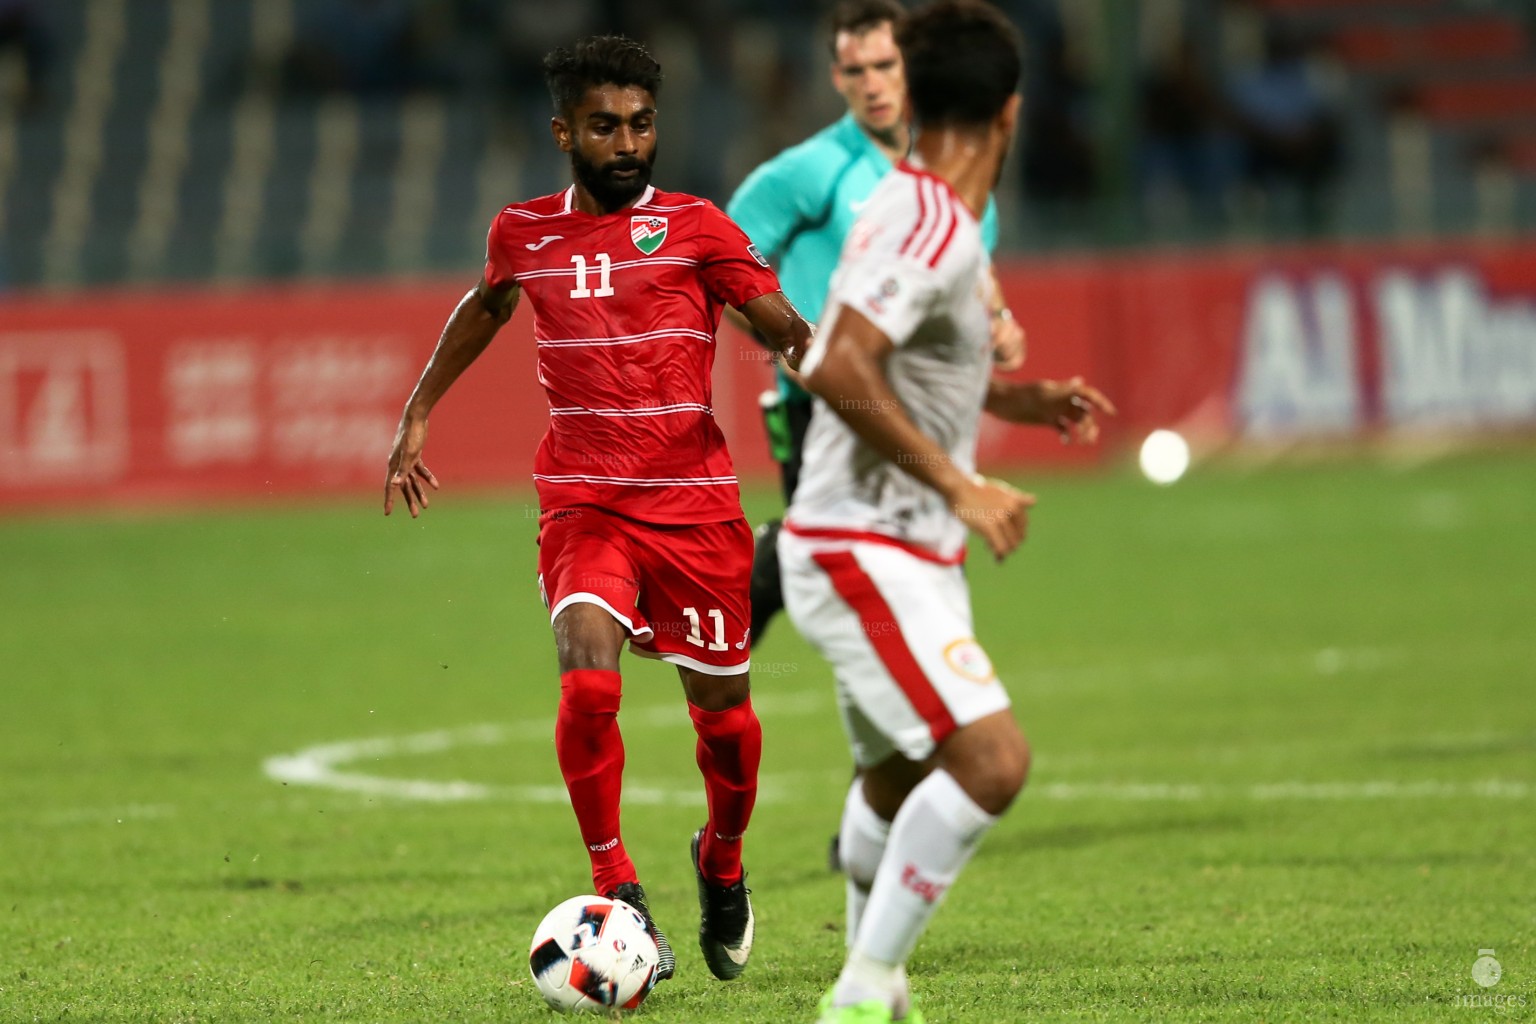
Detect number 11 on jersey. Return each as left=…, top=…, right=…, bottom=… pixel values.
left=683, top=606, right=729, bottom=651
left=569, top=253, right=614, bottom=299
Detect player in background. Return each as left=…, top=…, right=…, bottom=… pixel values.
left=778, top=3, right=1114, bottom=1021
left=384, top=35, right=813, bottom=986
left=727, top=0, right=1025, bottom=651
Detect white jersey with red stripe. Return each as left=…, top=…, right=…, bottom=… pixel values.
left=787, top=161, right=993, bottom=563
left=484, top=184, right=782, bottom=524
left=776, top=531, right=1011, bottom=765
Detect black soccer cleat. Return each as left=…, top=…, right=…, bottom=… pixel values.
left=606, top=881, right=676, bottom=982
left=749, top=518, right=786, bottom=641
left=691, top=828, right=755, bottom=981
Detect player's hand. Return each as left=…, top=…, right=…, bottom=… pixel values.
left=1035, top=377, right=1116, bottom=445
left=384, top=415, right=439, bottom=518
left=990, top=309, right=1026, bottom=372
left=780, top=323, right=812, bottom=373
left=949, top=475, right=1035, bottom=563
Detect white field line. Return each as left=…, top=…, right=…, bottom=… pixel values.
left=34, top=775, right=1529, bottom=829
left=268, top=642, right=1412, bottom=803
left=40, top=802, right=179, bottom=826
left=1035, top=779, right=1529, bottom=802
left=259, top=698, right=1530, bottom=807
left=260, top=692, right=831, bottom=804
left=1012, top=645, right=1406, bottom=697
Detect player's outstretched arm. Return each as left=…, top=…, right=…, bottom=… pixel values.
left=736, top=291, right=814, bottom=371
left=806, top=304, right=1034, bottom=562
left=985, top=376, right=1116, bottom=445
left=385, top=279, right=520, bottom=518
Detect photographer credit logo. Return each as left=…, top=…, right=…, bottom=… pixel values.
left=1474, top=949, right=1503, bottom=989
left=1456, top=948, right=1525, bottom=1010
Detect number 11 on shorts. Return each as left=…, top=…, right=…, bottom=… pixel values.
left=683, top=607, right=728, bottom=651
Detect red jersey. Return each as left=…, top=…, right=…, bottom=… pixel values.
left=485, top=184, right=782, bottom=524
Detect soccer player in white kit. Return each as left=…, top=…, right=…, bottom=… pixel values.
left=778, top=3, right=1114, bottom=1021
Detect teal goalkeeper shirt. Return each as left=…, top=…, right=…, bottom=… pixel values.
left=727, top=113, right=999, bottom=401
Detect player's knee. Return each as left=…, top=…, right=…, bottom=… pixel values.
left=553, top=604, right=625, bottom=673
left=997, top=731, right=1031, bottom=800
left=970, top=745, right=1028, bottom=815
left=681, top=669, right=750, bottom=712
left=943, top=716, right=1030, bottom=815
left=558, top=641, right=620, bottom=674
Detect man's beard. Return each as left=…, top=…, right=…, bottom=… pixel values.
left=571, top=145, right=655, bottom=211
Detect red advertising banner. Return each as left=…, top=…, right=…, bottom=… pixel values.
left=3, top=238, right=1535, bottom=511
left=1087, top=239, right=1536, bottom=442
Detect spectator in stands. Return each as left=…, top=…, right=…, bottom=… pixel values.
left=284, top=0, right=440, bottom=95
left=1015, top=0, right=1097, bottom=237
left=1139, top=37, right=1237, bottom=234
left=483, top=0, right=603, bottom=193
left=0, top=0, right=50, bottom=111
left=1225, top=20, right=1343, bottom=233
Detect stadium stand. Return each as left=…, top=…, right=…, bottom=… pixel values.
left=2, top=0, right=1535, bottom=291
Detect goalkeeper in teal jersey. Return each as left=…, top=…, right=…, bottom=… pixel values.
left=727, top=0, right=1023, bottom=642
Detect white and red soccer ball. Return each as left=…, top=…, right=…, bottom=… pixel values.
left=528, top=895, right=660, bottom=1013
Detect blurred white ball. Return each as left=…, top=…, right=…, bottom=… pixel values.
left=1139, top=430, right=1190, bottom=485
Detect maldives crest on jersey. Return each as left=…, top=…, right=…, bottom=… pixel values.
left=630, top=215, right=668, bottom=255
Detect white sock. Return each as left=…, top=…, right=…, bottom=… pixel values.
left=850, top=769, right=998, bottom=969
left=831, top=950, right=902, bottom=1011
left=839, top=776, right=890, bottom=950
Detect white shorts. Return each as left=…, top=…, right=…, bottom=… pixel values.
left=778, top=528, right=1012, bottom=767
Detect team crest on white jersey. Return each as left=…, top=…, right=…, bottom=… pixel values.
left=943, top=638, right=996, bottom=683
left=863, top=276, right=900, bottom=316
left=631, top=216, right=668, bottom=254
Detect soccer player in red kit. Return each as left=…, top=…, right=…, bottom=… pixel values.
left=383, top=36, right=812, bottom=985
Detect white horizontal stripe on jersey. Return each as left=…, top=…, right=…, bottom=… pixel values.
left=637, top=199, right=707, bottom=211
left=515, top=256, right=700, bottom=282
left=538, top=328, right=714, bottom=348
left=549, top=403, right=713, bottom=418
left=534, top=473, right=738, bottom=487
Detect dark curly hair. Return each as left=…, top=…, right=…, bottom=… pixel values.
left=897, top=0, right=1021, bottom=127
left=543, top=35, right=663, bottom=117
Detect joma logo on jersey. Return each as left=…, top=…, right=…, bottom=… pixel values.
left=630, top=216, right=668, bottom=255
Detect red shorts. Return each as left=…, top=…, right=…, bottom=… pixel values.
left=537, top=506, right=754, bottom=675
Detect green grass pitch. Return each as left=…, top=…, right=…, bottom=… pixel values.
left=3, top=453, right=1533, bottom=1022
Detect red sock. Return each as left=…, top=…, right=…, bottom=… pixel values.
left=555, top=669, right=633, bottom=894
left=689, top=698, right=762, bottom=885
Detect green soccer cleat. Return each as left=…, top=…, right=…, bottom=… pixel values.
left=814, top=989, right=926, bottom=1024
left=815, top=996, right=894, bottom=1024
